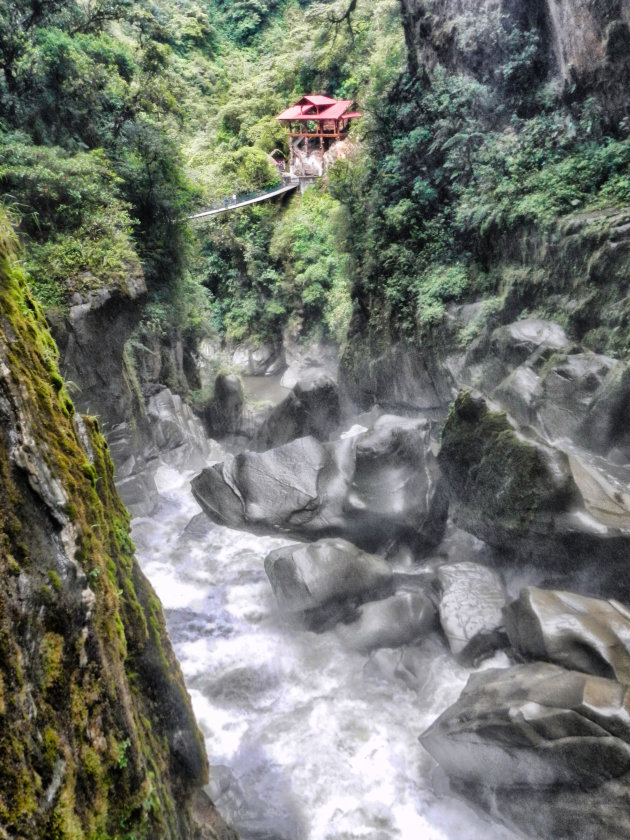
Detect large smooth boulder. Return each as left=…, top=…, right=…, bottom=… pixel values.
left=264, top=538, right=393, bottom=617
left=336, top=589, right=436, bottom=651
left=192, top=415, right=448, bottom=553
left=147, top=388, right=210, bottom=469
left=255, top=374, right=340, bottom=451
left=493, top=350, right=618, bottom=444
left=421, top=663, right=630, bottom=839
left=505, top=586, right=630, bottom=684
left=436, top=561, right=507, bottom=665
left=438, top=390, right=630, bottom=582
left=347, top=415, right=448, bottom=550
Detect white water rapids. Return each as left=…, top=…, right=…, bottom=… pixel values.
left=131, top=460, right=521, bottom=840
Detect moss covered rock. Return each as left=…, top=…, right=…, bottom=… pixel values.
left=438, top=390, right=630, bottom=585
left=0, top=210, right=234, bottom=839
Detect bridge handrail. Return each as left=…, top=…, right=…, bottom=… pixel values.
left=191, top=180, right=292, bottom=216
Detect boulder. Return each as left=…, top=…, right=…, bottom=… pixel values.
left=280, top=337, right=339, bottom=390
left=458, top=319, right=573, bottom=394
left=192, top=415, right=448, bottom=554
left=577, top=361, right=630, bottom=460
left=264, top=538, right=393, bottom=619
left=438, top=390, right=630, bottom=583
left=231, top=342, right=282, bottom=376
left=255, top=374, right=340, bottom=451
left=336, top=589, right=436, bottom=651
left=493, top=350, right=618, bottom=444
left=347, top=415, right=448, bottom=550
left=436, top=561, right=507, bottom=665
left=421, top=663, right=630, bottom=840
left=192, top=434, right=354, bottom=538
left=505, top=586, right=630, bottom=684
left=147, top=388, right=210, bottom=469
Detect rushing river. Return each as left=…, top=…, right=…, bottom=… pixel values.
left=131, top=459, right=521, bottom=840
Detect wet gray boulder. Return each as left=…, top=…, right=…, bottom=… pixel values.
left=436, top=561, right=507, bottom=665
left=463, top=319, right=573, bottom=394
left=147, top=388, right=210, bottom=469
left=347, top=415, right=448, bottom=550
left=505, top=586, right=630, bottom=684
left=438, top=390, right=630, bottom=582
left=264, top=538, right=393, bottom=618
left=192, top=415, right=448, bottom=554
left=421, top=663, right=630, bottom=840
left=336, top=589, right=436, bottom=652
left=255, top=374, right=340, bottom=451
left=493, top=350, right=618, bottom=445
left=577, top=361, right=630, bottom=461
left=192, top=434, right=354, bottom=539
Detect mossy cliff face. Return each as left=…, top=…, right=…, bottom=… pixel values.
left=0, top=211, right=234, bottom=839
left=400, top=0, right=630, bottom=115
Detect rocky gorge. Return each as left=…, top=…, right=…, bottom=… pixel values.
left=60, top=293, right=630, bottom=838
left=177, top=308, right=630, bottom=839
left=3, top=0, right=630, bottom=837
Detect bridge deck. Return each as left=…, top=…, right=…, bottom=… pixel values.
left=187, top=182, right=299, bottom=220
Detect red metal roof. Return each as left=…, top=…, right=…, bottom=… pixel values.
left=300, top=95, right=337, bottom=106
left=276, top=97, right=360, bottom=122
left=276, top=105, right=310, bottom=120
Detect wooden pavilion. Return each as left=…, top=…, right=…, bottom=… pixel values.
left=276, top=95, right=361, bottom=177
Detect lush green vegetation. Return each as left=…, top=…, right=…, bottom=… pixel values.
left=328, top=13, right=630, bottom=346
left=2, top=0, right=630, bottom=359
left=181, top=0, right=404, bottom=344
left=0, top=0, right=404, bottom=349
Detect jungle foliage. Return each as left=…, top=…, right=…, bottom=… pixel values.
left=3, top=0, right=630, bottom=353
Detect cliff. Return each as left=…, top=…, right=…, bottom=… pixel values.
left=0, top=210, right=234, bottom=839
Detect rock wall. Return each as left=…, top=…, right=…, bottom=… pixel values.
left=399, top=0, right=630, bottom=118
left=0, top=214, right=233, bottom=838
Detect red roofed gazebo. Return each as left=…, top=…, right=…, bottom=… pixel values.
left=276, top=95, right=361, bottom=177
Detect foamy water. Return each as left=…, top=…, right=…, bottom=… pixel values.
left=131, top=462, right=521, bottom=840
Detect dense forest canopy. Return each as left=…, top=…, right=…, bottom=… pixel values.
left=1, top=0, right=630, bottom=360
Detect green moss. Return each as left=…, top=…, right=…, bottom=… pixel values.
left=43, top=727, right=60, bottom=771
left=0, top=208, right=212, bottom=840
left=40, top=633, right=65, bottom=692
left=49, top=781, right=85, bottom=840
left=439, top=390, right=572, bottom=533
left=81, top=462, right=98, bottom=486
left=47, top=570, right=63, bottom=593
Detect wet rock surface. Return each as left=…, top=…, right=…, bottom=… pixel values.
left=505, top=586, right=630, bottom=684
left=437, top=389, right=630, bottom=581
left=421, top=662, right=630, bottom=840
left=336, top=589, right=436, bottom=652
left=204, top=373, right=246, bottom=439
left=264, top=538, right=393, bottom=618
left=255, top=374, right=341, bottom=451
left=192, top=415, right=448, bottom=553
left=436, top=561, right=507, bottom=665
